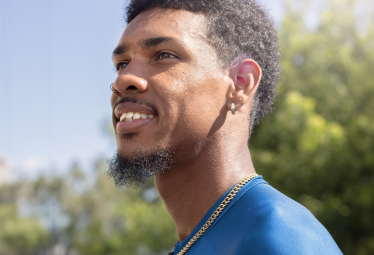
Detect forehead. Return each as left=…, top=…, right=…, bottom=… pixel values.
left=120, top=7, right=208, bottom=48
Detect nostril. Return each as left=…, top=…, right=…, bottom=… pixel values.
left=127, top=85, right=137, bottom=90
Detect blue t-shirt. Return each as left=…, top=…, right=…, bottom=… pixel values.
left=172, top=176, right=342, bottom=255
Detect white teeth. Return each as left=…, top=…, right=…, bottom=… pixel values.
left=120, top=113, right=127, bottom=122
left=133, top=112, right=141, bottom=120
left=140, top=113, right=148, bottom=119
left=126, top=112, right=134, bottom=118
left=120, top=112, right=155, bottom=122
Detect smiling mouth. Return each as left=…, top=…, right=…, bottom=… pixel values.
left=115, top=111, right=157, bottom=134
left=113, top=99, right=158, bottom=134
left=119, top=112, right=155, bottom=122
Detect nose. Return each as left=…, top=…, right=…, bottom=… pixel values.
left=112, top=67, right=148, bottom=95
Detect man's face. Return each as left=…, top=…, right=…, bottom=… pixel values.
left=111, top=8, right=230, bottom=167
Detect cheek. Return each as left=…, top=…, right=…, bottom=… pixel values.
left=176, top=78, right=228, bottom=139
left=150, top=74, right=186, bottom=140
left=186, top=83, right=225, bottom=123
left=151, top=65, right=227, bottom=141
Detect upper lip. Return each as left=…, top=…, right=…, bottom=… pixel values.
left=114, top=102, right=157, bottom=120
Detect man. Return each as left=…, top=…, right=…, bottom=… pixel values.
left=108, top=0, right=343, bottom=254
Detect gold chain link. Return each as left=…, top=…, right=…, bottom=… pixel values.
left=176, top=174, right=259, bottom=255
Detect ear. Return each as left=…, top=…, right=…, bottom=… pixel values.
left=226, top=59, right=262, bottom=113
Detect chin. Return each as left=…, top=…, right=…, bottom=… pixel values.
left=107, top=144, right=176, bottom=188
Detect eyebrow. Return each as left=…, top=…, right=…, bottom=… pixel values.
left=112, top=44, right=128, bottom=56
left=140, top=37, right=172, bottom=48
left=112, top=36, right=182, bottom=59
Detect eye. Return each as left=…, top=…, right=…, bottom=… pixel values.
left=157, top=52, right=177, bottom=60
left=116, top=62, right=129, bottom=71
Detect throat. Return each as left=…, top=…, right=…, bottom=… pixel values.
left=154, top=167, right=252, bottom=241
left=157, top=175, right=224, bottom=241
left=154, top=144, right=256, bottom=241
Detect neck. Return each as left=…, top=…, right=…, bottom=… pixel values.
left=154, top=140, right=256, bottom=242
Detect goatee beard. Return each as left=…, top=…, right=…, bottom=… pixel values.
left=107, top=148, right=174, bottom=188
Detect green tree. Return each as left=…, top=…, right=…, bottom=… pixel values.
left=72, top=158, right=177, bottom=255
left=0, top=183, right=49, bottom=255
left=251, top=0, right=374, bottom=254
left=0, top=159, right=177, bottom=255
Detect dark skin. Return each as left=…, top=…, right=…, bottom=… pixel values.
left=111, top=8, right=262, bottom=241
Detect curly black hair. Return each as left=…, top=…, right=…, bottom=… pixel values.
left=125, top=0, right=280, bottom=135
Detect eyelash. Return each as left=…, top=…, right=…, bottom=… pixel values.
left=116, top=51, right=177, bottom=71
left=116, top=62, right=128, bottom=71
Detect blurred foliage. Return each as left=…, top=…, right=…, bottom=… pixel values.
left=0, top=184, right=49, bottom=255
left=0, top=0, right=373, bottom=254
left=0, top=159, right=177, bottom=255
left=250, top=0, right=374, bottom=254
left=70, top=159, right=176, bottom=255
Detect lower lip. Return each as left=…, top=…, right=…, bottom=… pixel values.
left=116, top=118, right=155, bottom=133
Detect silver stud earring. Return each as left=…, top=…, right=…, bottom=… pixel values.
left=231, top=103, right=236, bottom=114
left=238, top=98, right=242, bottom=101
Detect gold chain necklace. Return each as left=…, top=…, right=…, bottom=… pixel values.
left=171, top=174, right=259, bottom=255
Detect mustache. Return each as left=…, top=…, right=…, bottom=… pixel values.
left=113, top=97, right=158, bottom=114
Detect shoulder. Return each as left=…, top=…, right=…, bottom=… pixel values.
left=233, top=182, right=343, bottom=254
left=204, top=180, right=342, bottom=255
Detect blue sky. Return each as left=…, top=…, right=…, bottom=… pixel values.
left=0, top=0, right=298, bottom=178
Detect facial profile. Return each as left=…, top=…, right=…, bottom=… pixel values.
left=108, top=8, right=234, bottom=186
left=108, top=0, right=279, bottom=187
